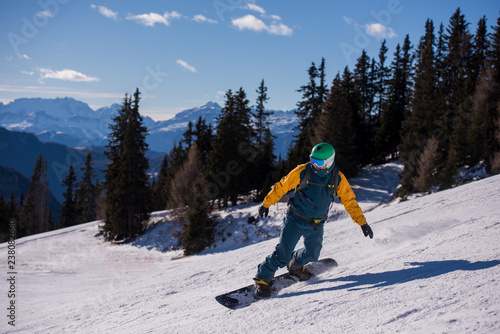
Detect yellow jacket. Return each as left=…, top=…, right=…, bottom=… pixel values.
left=262, top=164, right=367, bottom=226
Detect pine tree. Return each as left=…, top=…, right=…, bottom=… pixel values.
left=354, top=50, right=376, bottom=164
left=320, top=68, right=361, bottom=177
left=254, top=79, right=271, bottom=146
left=317, top=58, right=329, bottom=110
left=59, top=164, right=77, bottom=227
left=460, top=17, right=488, bottom=168
left=18, top=153, right=51, bottom=236
left=491, top=13, right=500, bottom=173
left=252, top=80, right=276, bottom=200
left=376, top=40, right=390, bottom=122
left=398, top=19, right=438, bottom=194
left=490, top=13, right=500, bottom=85
left=401, top=34, right=415, bottom=112
left=193, top=116, right=213, bottom=165
left=375, top=44, right=402, bottom=162
left=354, top=50, right=373, bottom=122
left=103, top=89, right=150, bottom=241
left=443, top=8, right=472, bottom=111
left=470, top=16, right=488, bottom=90
left=291, top=61, right=318, bottom=164
left=181, top=181, right=216, bottom=256
left=170, top=115, right=214, bottom=186
left=232, top=88, right=256, bottom=202
left=168, top=142, right=187, bottom=178
left=288, top=59, right=327, bottom=168
left=441, top=8, right=474, bottom=187
left=152, top=154, right=171, bottom=211
left=167, top=121, right=217, bottom=255
left=312, top=58, right=329, bottom=145
left=0, top=195, right=16, bottom=242
left=255, top=128, right=277, bottom=201
left=74, top=152, right=99, bottom=224
left=208, top=88, right=255, bottom=206
left=207, top=90, right=233, bottom=207
left=182, top=121, right=194, bottom=148
left=472, top=12, right=500, bottom=173
left=375, top=35, right=414, bottom=162
left=435, top=22, right=447, bottom=98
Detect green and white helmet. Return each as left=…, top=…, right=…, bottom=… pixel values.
left=310, top=143, right=335, bottom=169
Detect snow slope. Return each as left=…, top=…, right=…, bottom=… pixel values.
left=2, top=162, right=500, bottom=334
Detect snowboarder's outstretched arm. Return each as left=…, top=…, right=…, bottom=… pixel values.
left=336, top=171, right=373, bottom=238
left=262, top=164, right=305, bottom=208
left=336, top=170, right=367, bottom=226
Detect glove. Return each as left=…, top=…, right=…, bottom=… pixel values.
left=258, top=205, right=269, bottom=218
left=361, top=223, right=373, bottom=239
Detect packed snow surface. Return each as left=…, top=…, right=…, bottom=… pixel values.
left=2, top=161, right=500, bottom=333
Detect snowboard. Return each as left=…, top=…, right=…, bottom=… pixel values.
left=215, top=258, right=338, bottom=309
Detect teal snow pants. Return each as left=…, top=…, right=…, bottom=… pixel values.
left=256, top=210, right=325, bottom=282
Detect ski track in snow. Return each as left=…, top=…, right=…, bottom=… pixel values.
left=1, top=162, right=500, bottom=333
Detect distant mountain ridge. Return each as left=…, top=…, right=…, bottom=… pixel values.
left=0, top=98, right=298, bottom=157
left=0, top=127, right=108, bottom=203
left=0, top=126, right=166, bottom=204
left=0, top=97, right=125, bottom=147
left=0, top=98, right=298, bottom=202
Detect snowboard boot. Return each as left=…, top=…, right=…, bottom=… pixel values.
left=253, top=277, right=272, bottom=299
left=287, top=254, right=313, bottom=281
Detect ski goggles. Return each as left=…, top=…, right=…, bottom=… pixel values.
left=310, top=153, right=335, bottom=169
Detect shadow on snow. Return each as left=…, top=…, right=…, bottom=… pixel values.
left=277, top=259, right=500, bottom=298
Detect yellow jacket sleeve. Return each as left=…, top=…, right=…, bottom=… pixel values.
left=336, top=171, right=367, bottom=226
left=262, top=164, right=306, bottom=208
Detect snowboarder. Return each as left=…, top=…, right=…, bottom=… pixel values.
left=254, top=143, right=373, bottom=298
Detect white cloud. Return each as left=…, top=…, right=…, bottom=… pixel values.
left=17, top=53, right=31, bottom=60
left=39, top=68, right=100, bottom=82
left=365, top=23, right=397, bottom=39
left=246, top=3, right=266, bottom=15
left=232, top=15, right=267, bottom=32
left=126, top=11, right=181, bottom=27
left=344, top=17, right=397, bottom=40
left=343, top=16, right=355, bottom=25
left=232, top=14, right=292, bottom=36
left=176, top=60, right=197, bottom=73
left=267, top=22, right=293, bottom=37
left=91, top=4, right=118, bottom=21
left=192, top=14, right=218, bottom=24
left=21, top=70, right=34, bottom=75
left=36, top=10, right=53, bottom=18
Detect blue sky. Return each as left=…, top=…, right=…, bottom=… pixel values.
left=1, top=1, right=498, bottom=121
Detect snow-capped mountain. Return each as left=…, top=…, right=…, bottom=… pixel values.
left=0, top=97, right=127, bottom=147
left=148, top=101, right=298, bottom=156
left=155, top=101, right=222, bottom=126
left=0, top=98, right=298, bottom=157
left=147, top=101, right=223, bottom=153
